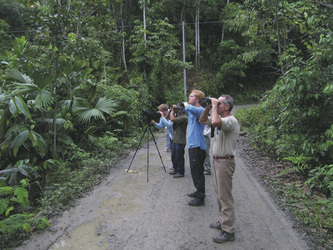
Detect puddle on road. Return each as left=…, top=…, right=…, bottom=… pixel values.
left=48, top=141, right=166, bottom=250
left=49, top=175, right=148, bottom=249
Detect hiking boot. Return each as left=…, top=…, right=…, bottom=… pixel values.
left=169, top=170, right=177, bottom=175
left=210, top=221, right=221, bottom=230
left=187, top=192, right=198, bottom=198
left=188, top=198, right=204, bottom=206
left=213, top=230, right=235, bottom=243
left=173, top=173, right=184, bottom=178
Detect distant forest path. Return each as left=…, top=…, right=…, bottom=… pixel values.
left=16, top=105, right=309, bottom=250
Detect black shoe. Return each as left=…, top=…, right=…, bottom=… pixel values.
left=213, top=231, right=235, bottom=243
left=173, top=173, right=184, bottom=178
left=187, top=192, right=198, bottom=198
left=188, top=198, right=204, bottom=206
left=169, top=170, right=177, bottom=175
left=210, top=221, right=221, bottom=230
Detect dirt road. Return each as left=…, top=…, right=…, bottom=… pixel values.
left=17, top=107, right=309, bottom=250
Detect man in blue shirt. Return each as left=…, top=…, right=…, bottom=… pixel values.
left=183, top=90, right=206, bottom=206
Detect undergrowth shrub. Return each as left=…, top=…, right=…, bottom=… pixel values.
left=281, top=182, right=333, bottom=248
left=306, top=164, right=333, bottom=197
left=0, top=214, right=50, bottom=248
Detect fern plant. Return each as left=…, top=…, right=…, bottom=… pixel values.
left=0, top=183, right=29, bottom=217
left=278, top=156, right=314, bottom=176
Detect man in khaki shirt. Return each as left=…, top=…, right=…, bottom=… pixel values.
left=199, top=95, right=240, bottom=243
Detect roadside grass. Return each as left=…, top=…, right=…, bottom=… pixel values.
left=271, top=178, right=333, bottom=249
left=235, top=107, right=333, bottom=249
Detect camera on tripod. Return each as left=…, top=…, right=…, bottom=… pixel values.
left=128, top=109, right=167, bottom=181
left=140, top=110, right=161, bottom=121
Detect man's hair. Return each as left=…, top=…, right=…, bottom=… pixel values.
left=190, top=90, right=205, bottom=103
left=221, top=95, right=234, bottom=112
left=158, top=104, right=169, bottom=111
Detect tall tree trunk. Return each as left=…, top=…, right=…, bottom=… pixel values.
left=52, top=53, right=59, bottom=158
left=274, top=0, right=285, bottom=76
left=120, top=4, right=127, bottom=71
left=143, top=0, right=147, bottom=81
left=181, top=0, right=185, bottom=22
left=282, top=1, right=287, bottom=52
left=195, top=0, right=200, bottom=69
left=143, top=0, right=146, bottom=45
left=182, top=0, right=187, bottom=97
left=221, top=0, right=229, bottom=43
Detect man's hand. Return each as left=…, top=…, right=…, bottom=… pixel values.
left=210, top=97, right=219, bottom=106
left=150, top=120, right=156, bottom=125
left=180, top=102, right=188, bottom=108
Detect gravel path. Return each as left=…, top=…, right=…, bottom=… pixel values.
left=16, top=105, right=309, bottom=250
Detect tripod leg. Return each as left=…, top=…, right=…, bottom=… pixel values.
left=149, top=126, right=167, bottom=172
left=127, top=128, right=147, bottom=172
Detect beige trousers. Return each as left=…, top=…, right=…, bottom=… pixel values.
left=213, top=158, right=236, bottom=234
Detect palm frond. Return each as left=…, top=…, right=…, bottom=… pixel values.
left=7, top=70, right=55, bottom=110
left=95, top=97, right=118, bottom=115
left=75, top=107, right=106, bottom=123
left=73, top=97, right=118, bottom=124
left=34, top=89, right=54, bottom=109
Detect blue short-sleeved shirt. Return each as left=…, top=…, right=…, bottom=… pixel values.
left=184, top=105, right=206, bottom=150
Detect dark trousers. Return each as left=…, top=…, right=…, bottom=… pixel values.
left=169, top=139, right=173, bottom=162
left=172, top=143, right=186, bottom=174
left=188, top=147, right=206, bottom=199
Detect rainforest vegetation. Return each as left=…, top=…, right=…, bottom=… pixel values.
left=0, top=0, right=332, bottom=248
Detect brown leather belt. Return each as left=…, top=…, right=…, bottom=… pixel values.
left=213, top=155, right=234, bottom=160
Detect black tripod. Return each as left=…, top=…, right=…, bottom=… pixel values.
left=127, top=120, right=166, bottom=181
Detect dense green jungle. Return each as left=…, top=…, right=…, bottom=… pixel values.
left=0, top=0, right=332, bottom=248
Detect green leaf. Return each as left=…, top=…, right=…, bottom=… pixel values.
left=75, top=108, right=105, bottom=123
left=5, top=206, right=14, bottom=217
left=0, top=187, right=13, bottom=196
left=13, top=96, right=31, bottom=119
left=6, top=69, right=32, bottom=84
left=9, top=99, right=18, bottom=115
left=111, top=110, right=129, bottom=118
left=29, top=131, right=37, bottom=147
left=31, top=131, right=47, bottom=155
left=95, top=97, right=117, bottom=115
left=14, top=187, right=29, bottom=206
left=0, top=198, right=9, bottom=215
left=10, top=130, right=29, bottom=149
left=35, top=89, right=54, bottom=109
